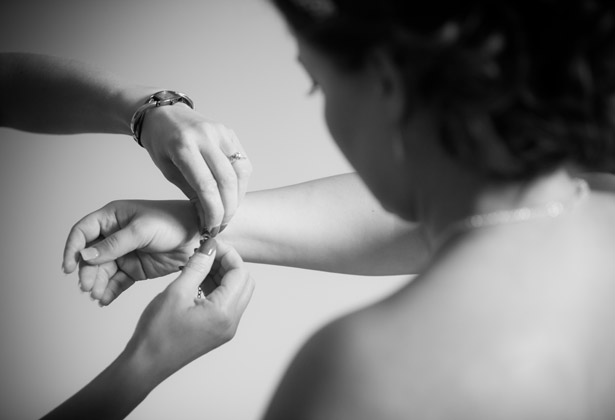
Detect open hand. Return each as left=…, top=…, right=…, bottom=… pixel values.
left=62, top=200, right=200, bottom=305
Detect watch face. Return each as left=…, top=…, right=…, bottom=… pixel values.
left=154, top=90, right=177, bottom=101
left=148, top=90, right=193, bottom=109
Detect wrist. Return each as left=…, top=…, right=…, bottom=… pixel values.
left=119, top=340, right=172, bottom=390
left=111, top=85, right=161, bottom=136
left=129, top=90, right=195, bottom=147
left=42, top=343, right=165, bottom=420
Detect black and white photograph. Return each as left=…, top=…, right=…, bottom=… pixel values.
left=1, top=1, right=613, bottom=419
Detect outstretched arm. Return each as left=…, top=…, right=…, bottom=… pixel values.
left=222, top=172, right=430, bottom=275
left=0, top=52, right=150, bottom=134
left=64, top=173, right=428, bottom=306
left=0, top=52, right=251, bottom=235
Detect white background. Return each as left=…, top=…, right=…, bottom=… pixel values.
left=0, top=1, right=408, bottom=418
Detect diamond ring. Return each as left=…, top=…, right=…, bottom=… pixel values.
left=227, top=152, right=246, bottom=164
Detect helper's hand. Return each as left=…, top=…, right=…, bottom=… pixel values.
left=140, top=104, right=252, bottom=236
left=126, top=238, right=254, bottom=377
left=43, top=239, right=254, bottom=420
left=62, top=200, right=200, bottom=306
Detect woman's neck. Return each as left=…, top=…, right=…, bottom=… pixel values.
left=416, top=166, right=582, bottom=250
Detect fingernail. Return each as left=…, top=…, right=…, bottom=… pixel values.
left=209, top=226, right=220, bottom=237
left=80, top=248, right=99, bottom=261
left=220, top=224, right=228, bottom=233
left=198, top=237, right=217, bottom=256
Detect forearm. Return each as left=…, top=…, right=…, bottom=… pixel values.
left=41, top=346, right=164, bottom=420
left=0, top=52, right=156, bottom=134
left=221, top=173, right=430, bottom=275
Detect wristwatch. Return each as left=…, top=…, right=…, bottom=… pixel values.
left=130, top=90, right=195, bottom=146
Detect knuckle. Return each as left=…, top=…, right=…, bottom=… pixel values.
left=101, top=234, right=120, bottom=251
left=216, top=171, right=238, bottom=189
left=173, top=139, right=196, bottom=158
left=202, top=123, right=224, bottom=143
left=104, top=200, right=123, bottom=213
left=184, top=258, right=211, bottom=273
left=68, top=222, right=82, bottom=239
left=195, top=178, right=219, bottom=195
left=235, top=162, right=253, bottom=178
left=127, top=219, right=146, bottom=237
left=211, top=122, right=227, bottom=133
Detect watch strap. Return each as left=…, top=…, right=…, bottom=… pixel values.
left=130, top=90, right=195, bottom=147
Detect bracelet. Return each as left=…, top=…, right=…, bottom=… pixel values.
left=130, top=90, right=195, bottom=147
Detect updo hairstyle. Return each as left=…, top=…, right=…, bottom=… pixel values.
left=272, top=0, right=615, bottom=179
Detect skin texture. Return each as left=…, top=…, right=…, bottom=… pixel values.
left=62, top=173, right=430, bottom=306
left=0, top=52, right=252, bottom=233
left=60, top=34, right=615, bottom=419
left=44, top=239, right=254, bottom=420
left=22, top=2, right=613, bottom=417
left=259, top=38, right=615, bottom=420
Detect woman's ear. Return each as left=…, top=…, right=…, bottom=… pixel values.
left=366, top=47, right=406, bottom=123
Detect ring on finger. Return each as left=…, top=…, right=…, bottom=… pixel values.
left=227, top=152, right=247, bottom=164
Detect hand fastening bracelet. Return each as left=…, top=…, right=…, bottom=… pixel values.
left=130, top=90, right=195, bottom=147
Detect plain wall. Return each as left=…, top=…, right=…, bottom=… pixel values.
left=0, top=1, right=409, bottom=419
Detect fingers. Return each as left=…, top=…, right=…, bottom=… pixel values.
left=199, top=274, right=219, bottom=297
left=228, top=129, right=252, bottom=210
left=78, top=226, right=144, bottom=266
left=192, top=241, right=254, bottom=341
left=63, top=202, right=146, bottom=273
left=172, top=145, right=227, bottom=236
left=172, top=237, right=218, bottom=294
left=201, top=147, right=239, bottom=229
left=205, top=243, right=254, bottom=314
left=100, top=270, right=135, bottom=306
left=77, top=259, right=136, bottom=306
left=168, top=125, right=250, bottom=236
left=78, top=261, right=117, bottom=299
left=171, top=239, right=253, bottom=315
left=78, top=263, right=102, bottom=292
left=140, top=105, right=251, bottom=236
left=63, top=208, right=110, bottom=274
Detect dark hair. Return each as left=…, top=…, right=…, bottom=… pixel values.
left=272, top=0, right=615, bottom=179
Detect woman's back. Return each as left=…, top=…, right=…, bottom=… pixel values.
left=264, top=174, right=615, bottom=420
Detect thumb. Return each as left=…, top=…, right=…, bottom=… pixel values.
left=79, top=227, right=143, bottom=264
left=173, top=237, right=217, bottom=292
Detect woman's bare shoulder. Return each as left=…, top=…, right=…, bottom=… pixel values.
left=262, top=301, right=605, bottom=420
left=261, top=313, right=369, bottom=420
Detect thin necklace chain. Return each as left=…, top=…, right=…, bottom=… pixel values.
left=435, top=178, right=590, bottom=249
